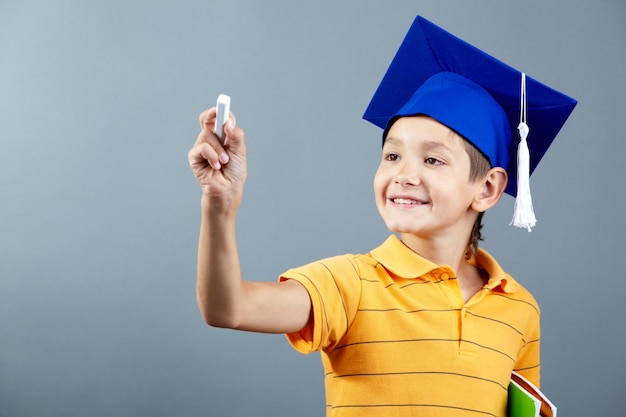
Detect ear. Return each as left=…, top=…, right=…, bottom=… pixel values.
left=471, top=167, right=508, bottom=212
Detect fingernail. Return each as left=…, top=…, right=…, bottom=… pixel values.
left=219, top=152, right=229, bottom=164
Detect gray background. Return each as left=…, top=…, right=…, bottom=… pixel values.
left=1, top=1, right=624, bottom=416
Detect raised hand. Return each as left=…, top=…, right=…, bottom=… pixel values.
left=188, top=107, right=247, bottom=208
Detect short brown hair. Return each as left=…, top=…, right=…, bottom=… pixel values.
left=461, top=138, right=492, bottom=259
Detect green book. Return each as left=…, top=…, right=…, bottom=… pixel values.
left=507, top=371, right=557, bottom=417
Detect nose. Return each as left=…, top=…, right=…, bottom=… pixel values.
left=394, top=161, right=421, bottom=187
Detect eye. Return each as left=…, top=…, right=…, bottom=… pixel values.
left=425, top=156, right=443, bottom=165
left=384, top=152, right=400, bottom=162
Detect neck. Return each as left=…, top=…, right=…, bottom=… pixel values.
left=399, top=232, right=470, bottom=274
left=400, top=231, right=486, bottom=303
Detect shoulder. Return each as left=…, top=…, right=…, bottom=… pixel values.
left=500, top=273, right=541, bottom=318
left=279, top=253, right=369, bottom=301
left=282, top=253, right=366, bottom=280
left=475, top=247, right=540, bottom=314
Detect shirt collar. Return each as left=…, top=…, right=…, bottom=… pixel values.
left=370, top=235, right=445, bottom=279
left=470, top=247, right=520, bottom=293
left=370, top=235, right=520, bottom=293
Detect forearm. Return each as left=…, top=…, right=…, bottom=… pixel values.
left=196, top=194, right=245, bottom=328
left=195, top=196, right=312, bottom=333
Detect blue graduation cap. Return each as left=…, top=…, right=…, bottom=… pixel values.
left=363, top=16, right=577, bottom=231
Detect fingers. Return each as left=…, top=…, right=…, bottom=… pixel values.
left=197, top=108, right=237, bottom=134
left=221, top=117, right=240, bottom=148
left=191, top=108, right=242, bottom=171
left=194, top=108, right=227, bottom=165
left=227, top=111, right=236, bottom=128
left=198, top=107, right=216, bottom=130
left=188, top=140, right=226, bottom=171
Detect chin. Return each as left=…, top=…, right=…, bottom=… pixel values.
left=384, top=221, right=420, bottom=235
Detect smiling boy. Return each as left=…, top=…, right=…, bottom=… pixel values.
left=188, top=16, right=576, bottom=417
left=376, top=115, right=505, bottom=302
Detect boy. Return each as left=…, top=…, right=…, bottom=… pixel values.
left=188, top=16, right=576, bottom=417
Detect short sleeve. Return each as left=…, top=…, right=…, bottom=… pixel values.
left=279, top=255, right=362, bottom=354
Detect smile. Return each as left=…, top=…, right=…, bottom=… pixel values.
left=391, top=198, right=425, bottom=205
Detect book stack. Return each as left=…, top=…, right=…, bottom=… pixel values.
left=508, top=371, right=557, bottom=417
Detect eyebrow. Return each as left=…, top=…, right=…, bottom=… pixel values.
left=385, top=136, right=454, bottom=151
left=422, top=140, right=455, bottom=153
left=383, top=136, right=401, bottom=146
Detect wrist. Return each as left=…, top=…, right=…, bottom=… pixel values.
left=201, top=193, right=240, bottom=221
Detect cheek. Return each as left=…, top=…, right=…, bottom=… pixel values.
left=373, top=166, right=389, bottom=193
left=373, top=170, right=387, bottom=205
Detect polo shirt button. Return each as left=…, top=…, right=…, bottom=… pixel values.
left=441, top=273, right=449, bottom=280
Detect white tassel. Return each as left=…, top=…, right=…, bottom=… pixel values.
left=510, top=73, right=536, bottom=231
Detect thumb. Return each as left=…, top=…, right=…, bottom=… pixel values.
left=223, top=118, right=243, bottom=148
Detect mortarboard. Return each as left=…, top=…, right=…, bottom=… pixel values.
left=363, top=16, right=577, bottom=231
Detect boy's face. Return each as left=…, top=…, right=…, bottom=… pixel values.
left=373, top=115, right=481, bottom=240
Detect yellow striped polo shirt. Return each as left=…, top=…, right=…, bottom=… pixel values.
left=280, top=235, right=540, bottom=417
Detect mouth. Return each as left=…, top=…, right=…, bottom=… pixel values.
left=390, top=197, right=427, bottom=206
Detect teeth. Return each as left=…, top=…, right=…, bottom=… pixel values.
left=394, top=198, right=418, bottom=205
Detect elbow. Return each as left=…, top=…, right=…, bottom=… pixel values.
left=198, top=303, right=241, bottom=329
left=202, top=313, right=235, bottom=329
left=196, top=282, right=246, bottom=329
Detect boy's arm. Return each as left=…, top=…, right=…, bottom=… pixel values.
left=189, top=109, right=312, bottom=334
